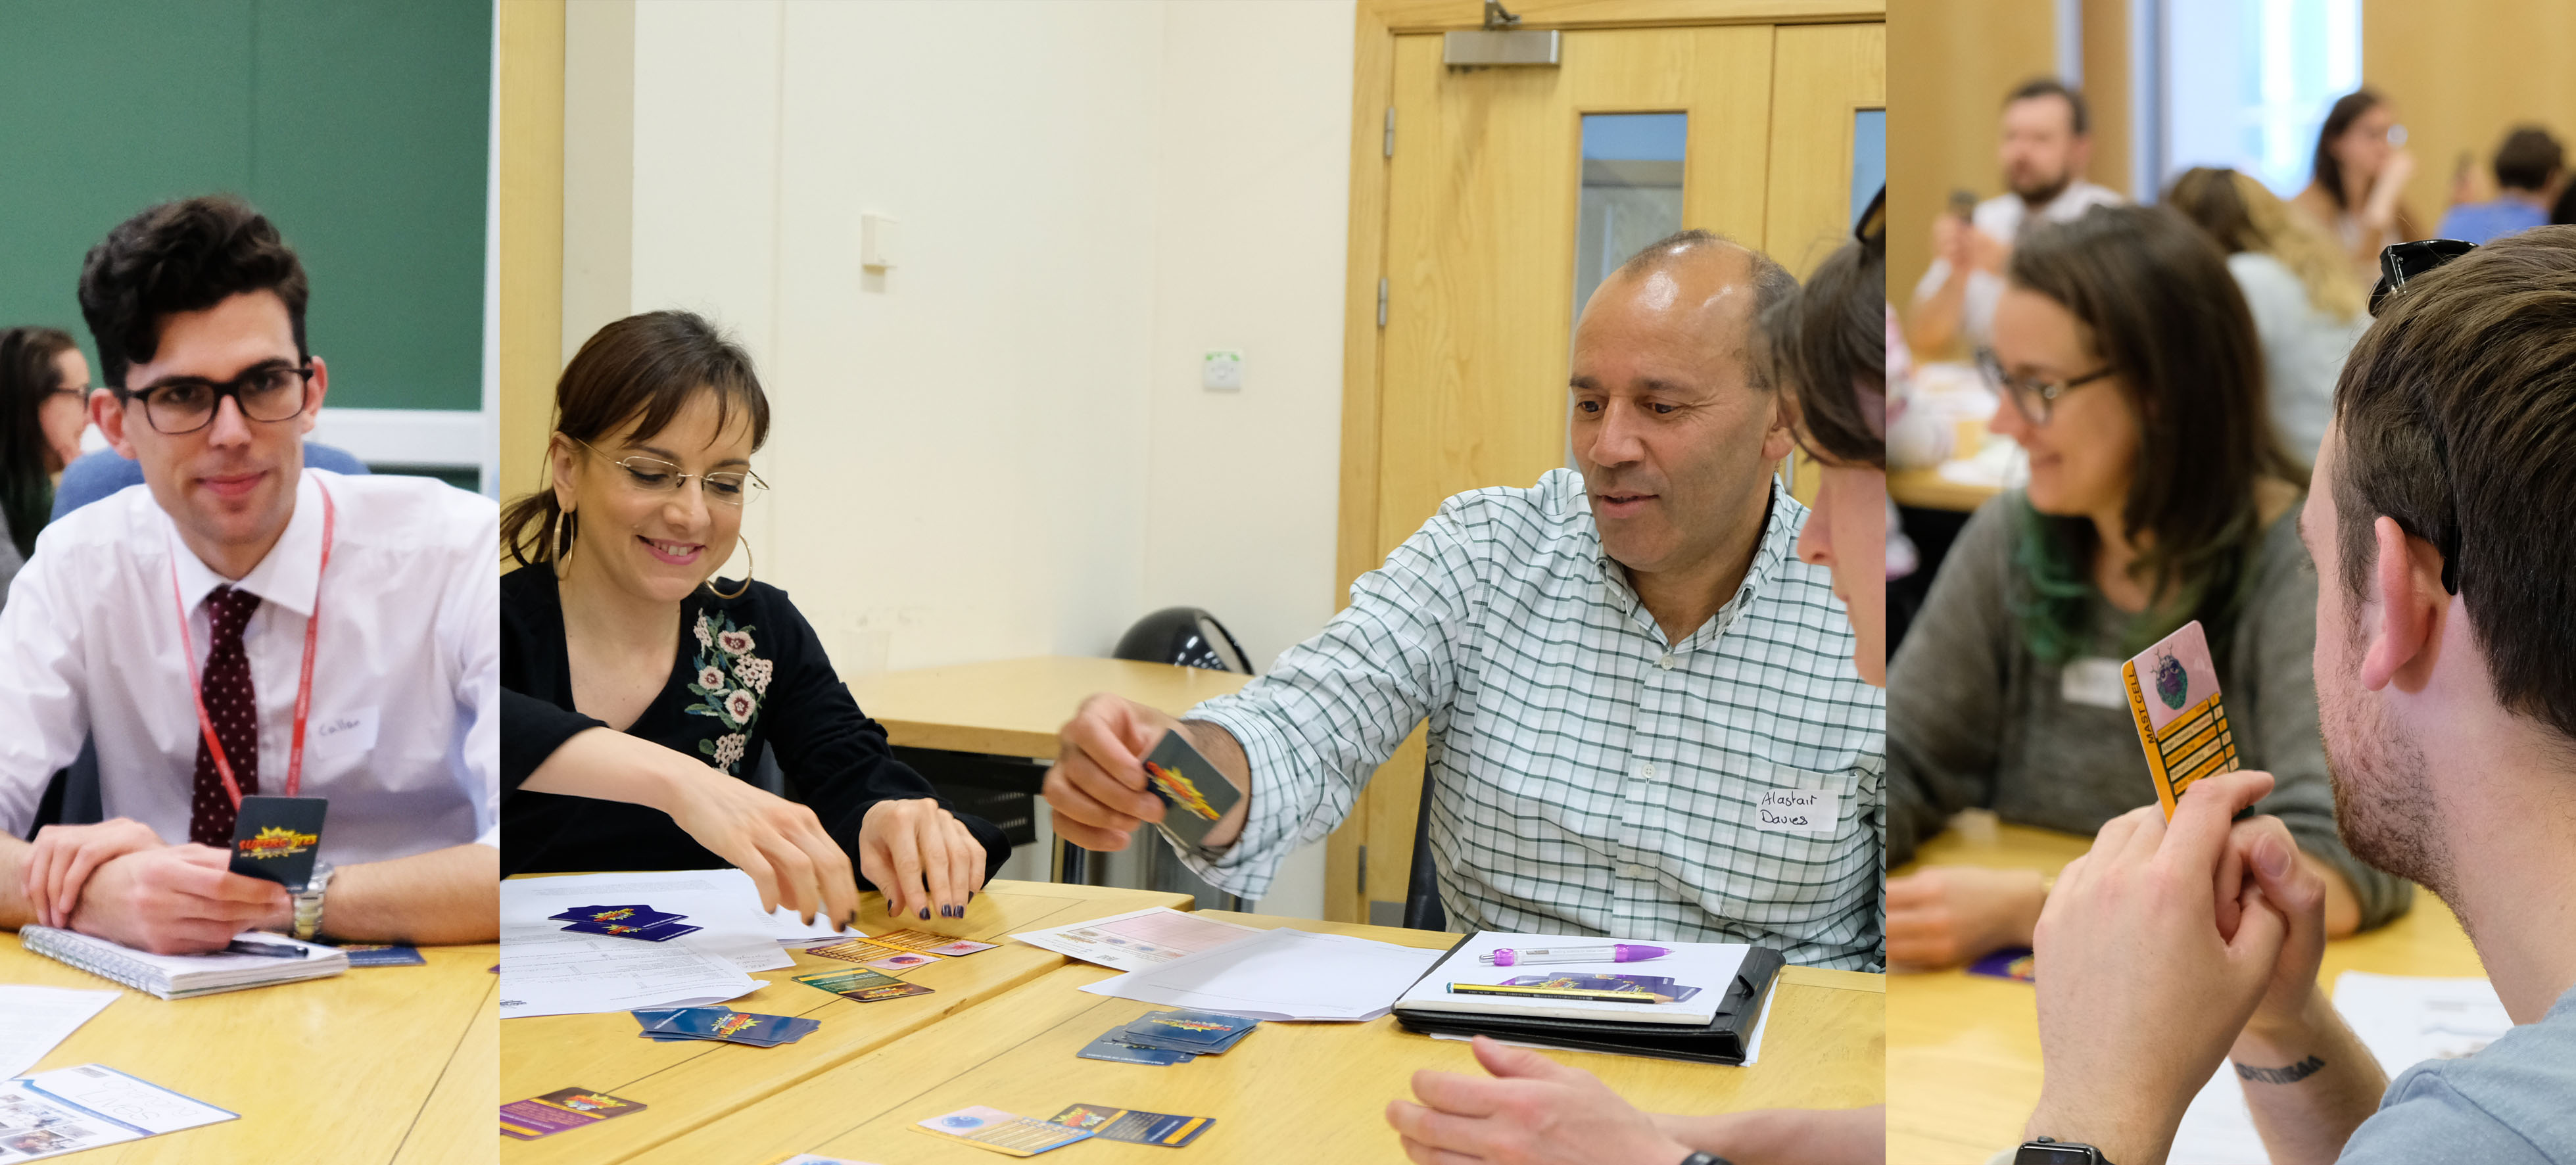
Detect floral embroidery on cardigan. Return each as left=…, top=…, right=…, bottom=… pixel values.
left=684, top=608, right=771, bottom=773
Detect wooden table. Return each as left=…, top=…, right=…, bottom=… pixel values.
left=617, top=913, right=1886, bottom=1165
left=1887, top=821, right=2475, bottom=1164
left=500, top=878, right=1193, bottom=1165
left=1890, top=465, right=2001, bottom=513
left=0, top=936, right=495, bottom=1164
left=847, top=656, right=1251, bottom=760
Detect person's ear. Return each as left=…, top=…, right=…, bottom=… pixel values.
left=549, top=435, right=580, bottom=513
left=297, top=355, right=329, bottom=436
left=91, top=389, right=138, bottom=460
left=2356, top=515, right=2448, bottom=692
left=1759, top=391, right=1797, bottom=462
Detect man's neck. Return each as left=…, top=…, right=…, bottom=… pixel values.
left=1625, top=486, right=1773, bottom=645
left=181, top=498, right=297, bottom=582
left=2500, top=188, right=2552, bottom=210
left=2429, top=722, right=2576, bottom=1025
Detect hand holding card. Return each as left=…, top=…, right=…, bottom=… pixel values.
left=1137, top=730, right=1243, bottom=851
left=2120, top=621, right=2241, bottom=819
left=227, top=796, right=327, bottom=892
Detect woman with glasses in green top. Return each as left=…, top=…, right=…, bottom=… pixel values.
left=498, top=310, right=1005, bottom=927
left=1885, top=204, right=2412, bottom=970
left=0, top=327, right=93, bottom=601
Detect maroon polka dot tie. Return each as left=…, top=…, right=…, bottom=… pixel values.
left=187, top=586, right=263, bottom=846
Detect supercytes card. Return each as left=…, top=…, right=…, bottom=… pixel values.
left=2121, top=619, right=2239, bottom=819
left=1138, top=730, right=1240, bottom=849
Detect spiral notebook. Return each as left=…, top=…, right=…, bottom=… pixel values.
left=18, top=928, right=347, bottom=999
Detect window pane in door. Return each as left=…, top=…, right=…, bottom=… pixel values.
left=1571, top=112, right=1686, bottom=326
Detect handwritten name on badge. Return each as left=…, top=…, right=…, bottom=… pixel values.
left=312, top=709, right=379, bottom=758
left=1753, top=788, right=1840, bottom=836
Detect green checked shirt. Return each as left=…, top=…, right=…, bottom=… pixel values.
left=1181, top=469, right=1886, bottom=970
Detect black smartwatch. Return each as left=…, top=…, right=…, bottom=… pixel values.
left=1679, top=1154, right=1733, bottom=1165
left=2015, top=1137, right=2115, bottom=1164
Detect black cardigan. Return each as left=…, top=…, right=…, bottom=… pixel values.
left=500, top=565, right=1009, bottom=883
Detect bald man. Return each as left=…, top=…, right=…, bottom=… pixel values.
left=1043, top=231, right=1886, bottom=970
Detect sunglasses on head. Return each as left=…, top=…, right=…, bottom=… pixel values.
left=2370, top=239, right=2475, bottom=317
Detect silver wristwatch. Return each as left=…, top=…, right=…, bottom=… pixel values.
left=291, top=861, right=335, bottom=941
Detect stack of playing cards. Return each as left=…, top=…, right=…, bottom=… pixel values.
left=1046, top=1103, right=1216, bottom=1148
left=631, top=1007, right=821, bottom=1047
left=805, top=930, right=997, bottom=972
left=550, top=904, right=700, bottom=942
left=1077, top=1009, right=1258, bottom=1065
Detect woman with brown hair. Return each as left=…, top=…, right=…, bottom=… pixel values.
left=500, top=310, right=1003, bottom=924
left=0, top=327, right=92, bottom=598
left=2293, top=88, right=2425, bottom=288
left=2167, top=166, right=2370, bottom=462
left=1882, top=204, right=2411, bottom=970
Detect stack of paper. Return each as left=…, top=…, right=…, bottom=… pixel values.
left=1011, top=907, right=1264, bottom=972
left=1077, top=927, right=1444, bottom=1021
left=502, top=870, right=849, bottom=1018
left=0, top=987, right=117, bottom=1078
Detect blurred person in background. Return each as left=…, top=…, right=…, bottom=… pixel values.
left=2437, top=125, right=2565, bottom=244
left=2166, top=167, right=2370, bottom=463
left=2293, top=89, right=2425, bottom=288
left=1907, top=78, right=2123, bottom=358
left=1885, top=205, right=2411, bottom=970
left=0, top=327, right=91, bottom=599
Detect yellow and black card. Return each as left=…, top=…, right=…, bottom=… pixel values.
left=229, top=795, right=328, bottom=892
left=2121, top=620, right=2239, bottom=819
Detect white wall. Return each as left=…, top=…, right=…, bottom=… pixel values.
left=565, top=0, right=1355, bottom=918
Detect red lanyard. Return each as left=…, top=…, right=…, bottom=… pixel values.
left=168, top=479, right=335, bottom=806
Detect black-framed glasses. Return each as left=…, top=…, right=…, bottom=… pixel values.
left=118, top=363, right=315, bottom=435
left=572, top=437, right=768, bottom=506
left=1976, top=348, right=2116, bottom=425
left=2370, top=239, right=2475, bottom=316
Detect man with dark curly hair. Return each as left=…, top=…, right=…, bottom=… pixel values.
left=0, top=196, right=497, bottom=954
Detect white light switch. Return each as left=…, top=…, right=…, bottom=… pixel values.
left=861, top=214, right=897, bottom=271
left=1201, top=349, right=1244, bottom=391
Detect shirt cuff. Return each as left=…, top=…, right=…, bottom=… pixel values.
left=1166, top=699, right=1304, bottom=902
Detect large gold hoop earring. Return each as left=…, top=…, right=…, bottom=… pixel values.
left=707, top=538, right=753, bottom=600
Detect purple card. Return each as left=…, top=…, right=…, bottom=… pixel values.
left=1967, top=946, right=2036, bottom=983
left=567, top=918, right=702, bottom=942
left=552, top=905, right=684, bottom=927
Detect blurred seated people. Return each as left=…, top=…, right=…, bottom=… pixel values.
left=2167, top=166, right=2369, bottom=462
left=2436, top=125, right=2565, bottom=244
left=53, top=439, right=367, bottom=522
left=1385, top=216, right=1896, bottom=1165
left=501, top=311, right=1005, bottom=926
left=0, top=327, right=91, bottom=600
left=2293, top=89, right=2424, bottom=289
left=1907, top=78, right=2122, bottom=358
left=1886, top=204, right=2411, bottom=969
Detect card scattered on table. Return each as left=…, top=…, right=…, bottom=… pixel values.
left=333, top=943, right=426, bottom=967
left=1967, top=947, right=2036, bottom=983
left=632, top=1007, right=820, bottom=1047
left=1076, top=1032, right=1195, bottom=1066
left=794, top=968, right=936, bottom=1003
left=1139, top=730, right=1241, bottom=849
left=2122, top=619, right=2239, bottom=820
left=499, top=1086, right=648, bottom=1140
left=551, top=905, right=684, bottom=927
left=805, top=939, right=909, bottom=964
left=1049, top=1103, right=1214, bottom=1147
left=1117, top=1009, right=1258, bottom=1055
left=913, top=1105, right=1093, bottom=1156
left=866, top=929, right=998, bottom=957
left=866, top=951, right=940, bottom=972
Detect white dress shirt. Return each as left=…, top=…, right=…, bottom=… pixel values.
left=0, top=469, right=498, bottom=865
left=1912, top=179, right=2125, bottom=348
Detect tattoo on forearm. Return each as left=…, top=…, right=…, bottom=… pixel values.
left=2234, top=1055, right=2327, bottom=1085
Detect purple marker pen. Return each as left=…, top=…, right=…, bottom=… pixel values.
left=1477, top=943, right=1669, bottom=967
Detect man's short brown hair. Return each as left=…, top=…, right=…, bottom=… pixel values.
left=2493, top=126, right=2565, bottom=193
left=2331, top=226, right=2576, bottom=742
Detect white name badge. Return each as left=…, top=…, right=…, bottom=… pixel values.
left=310, top=709, right=379, bottom=759
left=2061, top=657, right=2130, bottom=709
left=1754, top=788, right=1840, bottom=836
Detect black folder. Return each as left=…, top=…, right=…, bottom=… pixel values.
left=1389, top=934, right=1786, bottom=1065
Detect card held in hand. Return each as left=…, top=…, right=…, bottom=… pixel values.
left=1138, top=730, right=1241, bottom=850
left=2121, top=619, right=2239, bottom=819
left=228, top=795, right=327, bottom=892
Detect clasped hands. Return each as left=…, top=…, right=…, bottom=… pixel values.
left=2025, top=769, right=2336, bottom=1164
left=21, top=820, right=290, bottom=955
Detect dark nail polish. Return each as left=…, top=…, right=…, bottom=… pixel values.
left=918, top=908, right=930, bottom=920
left=968, top=890, right=976, bottom=901
left=887, top=901, right=897, bottom=916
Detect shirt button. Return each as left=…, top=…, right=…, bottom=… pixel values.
left=1658, top=654, right=1675, bottom=669
left=1640, top=763, right=1657, bottom=778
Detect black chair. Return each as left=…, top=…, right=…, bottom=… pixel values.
left=1402, top=756, right=1446, bottom=932
left=1105, top=607, right=1252, bottom=909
